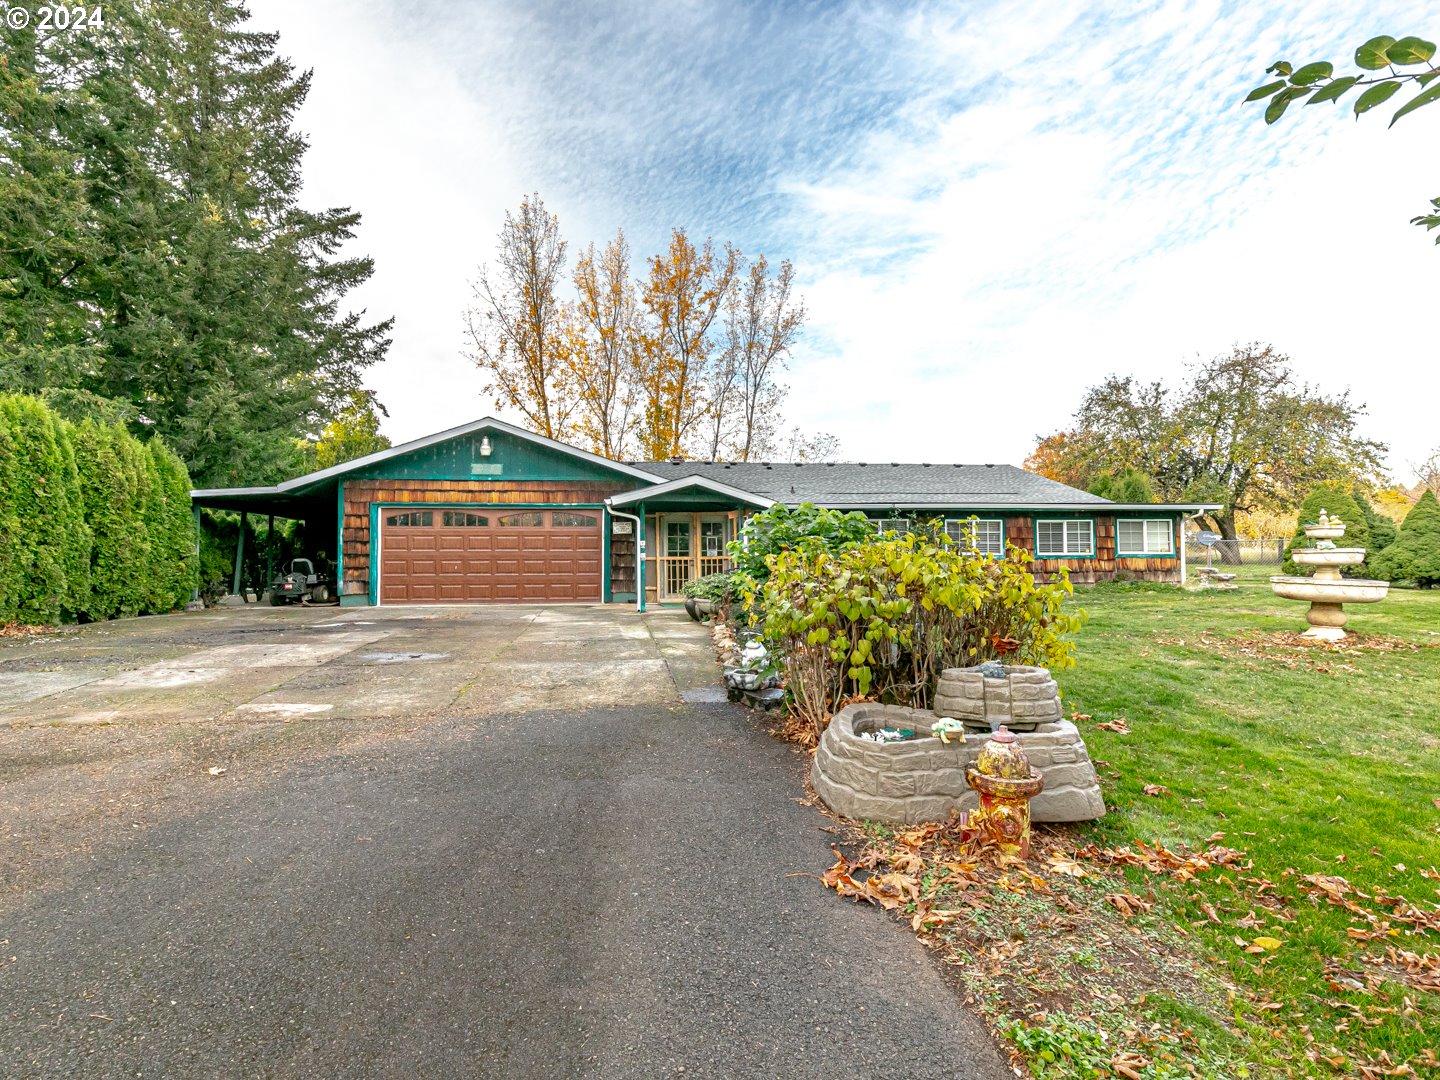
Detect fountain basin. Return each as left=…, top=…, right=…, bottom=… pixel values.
left=1269, top=576, right=1389, bottom=604
left=1304, top=525, right=1346, bottom=541
left=1291, top=548, right=1366, bottom=568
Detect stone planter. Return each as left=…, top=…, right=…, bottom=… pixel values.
left=810, top=703, right=1103, bottom=824
left=684, top=597, right=714, bottom=621
left=932, top=664, right=1062, bottom=732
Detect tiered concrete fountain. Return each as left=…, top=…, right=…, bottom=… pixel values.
left=1270, top=510, right=1388, bottom=640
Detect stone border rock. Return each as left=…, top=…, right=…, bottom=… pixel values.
left=810, top=703, right=1104, bottom=824
left=932, top=664, right=1062, bottom=731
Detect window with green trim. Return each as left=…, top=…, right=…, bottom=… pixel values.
left=1036, top=519, right=1094, bottom=557
left=873, top=517, right=912, bottom=535
left=1117, top=518, right=1173, bottom=555
left=945, top=517, right=1004, bottom=556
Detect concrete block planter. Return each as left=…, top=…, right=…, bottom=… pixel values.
left=810, top=702, right=1104, bottom=824
left=931, top=664, right=1062, bottom=732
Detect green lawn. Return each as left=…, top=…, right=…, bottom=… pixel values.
left=1053, top=573, right=1440, bottom=1074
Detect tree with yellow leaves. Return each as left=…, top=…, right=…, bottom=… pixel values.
left=638, top=229, right=738, bottom=460
left=464, top=194, right=575, bottom=441
left=568, top=230, right=642, bottom=459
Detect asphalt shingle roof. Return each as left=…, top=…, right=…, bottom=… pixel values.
left=630, top=461, right=1110, bottom=508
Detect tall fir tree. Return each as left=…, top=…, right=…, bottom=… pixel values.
left=1, top=2, right=391, bottom=486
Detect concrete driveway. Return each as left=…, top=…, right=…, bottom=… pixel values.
left=1, top=605, right=1010, bottom=1078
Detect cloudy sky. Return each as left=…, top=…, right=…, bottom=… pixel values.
left=246, top=0, right=1439, bottom=482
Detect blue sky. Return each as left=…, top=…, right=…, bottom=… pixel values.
left=248, top=0, right=1440, bottom=481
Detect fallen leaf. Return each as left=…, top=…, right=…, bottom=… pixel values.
left=1107, top=892, right=1153, bottom=918
left=1143, top=784, right=1168, bottom=797
left=1252, top=936, right=1284, bottom=952
left=1043, top=853, right=1089, bottom=879
left=207, top=766, right=226, bottom=777
left=1096, top=717, right=1131, bottom=734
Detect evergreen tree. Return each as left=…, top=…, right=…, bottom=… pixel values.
left=0, top=394, right=88, bottom=622
left=1282, top=484, right=1369, bottom=576
left=2, top=3, right=391, bottom=487
left=1351, top=489, right=1397, bottom=553
left=1371, top=490, right=1440, bottom=588
left=1088, top=468, right=1157, bottom=503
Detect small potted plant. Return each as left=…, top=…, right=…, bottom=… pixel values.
left=682, top=572, right=734, bottom=621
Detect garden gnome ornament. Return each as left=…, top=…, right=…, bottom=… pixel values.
left=966, top=725, right=1044, bottom=859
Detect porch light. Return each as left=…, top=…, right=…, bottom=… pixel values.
left=479, top=436, right=493, bottom=457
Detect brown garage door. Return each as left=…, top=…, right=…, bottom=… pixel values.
left=379, top=508, right=603, bottom=603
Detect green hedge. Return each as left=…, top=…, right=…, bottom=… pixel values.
left=0, top=393, right=196, bottom=624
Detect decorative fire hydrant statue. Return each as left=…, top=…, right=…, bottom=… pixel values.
left=966, top=726, right=1044, bottom=859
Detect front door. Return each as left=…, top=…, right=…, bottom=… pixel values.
left=661, top=517, right=692, bottom=599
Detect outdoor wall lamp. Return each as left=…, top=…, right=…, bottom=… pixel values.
left=479, top=436, right=493, bottom=457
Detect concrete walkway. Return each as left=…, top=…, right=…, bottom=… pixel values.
left=0, top=605, right=1011, bottom=1078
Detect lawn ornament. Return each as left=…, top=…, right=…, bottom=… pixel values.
left=1270, top=511, right=1387, bottom=640
left=967, top=726, right=1044, bottom=859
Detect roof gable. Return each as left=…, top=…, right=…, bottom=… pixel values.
left=278, top=417, right=661, bottom=494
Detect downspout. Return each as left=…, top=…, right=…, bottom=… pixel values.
left=1180, top=508, right=1206, bottom=585
left=605, top=500, right=645, bottom=612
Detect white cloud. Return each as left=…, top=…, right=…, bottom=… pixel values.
left=249, top=0, right=1440, bottom=483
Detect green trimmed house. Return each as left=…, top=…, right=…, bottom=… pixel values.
left=190, top=417, right=1220, bottom=608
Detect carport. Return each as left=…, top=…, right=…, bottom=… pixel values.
left=189, top=483, right=340, bottom=599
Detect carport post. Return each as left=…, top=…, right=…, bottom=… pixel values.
left=232, top=511, right=247, bottom=599
left=265, top=513, right=275, bottom=594
left=191, top=506, right=202, bottom=603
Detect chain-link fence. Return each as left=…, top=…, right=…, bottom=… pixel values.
left=1184, top=537, right=1288, bottom=566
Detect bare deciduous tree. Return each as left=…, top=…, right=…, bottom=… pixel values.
left=464, top=193, right=574, bottom=440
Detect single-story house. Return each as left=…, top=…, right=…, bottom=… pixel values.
left=190, top=416, right=1222, bottom=608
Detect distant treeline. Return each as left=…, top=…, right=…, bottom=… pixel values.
left=0, top=394, right=195, bottom=624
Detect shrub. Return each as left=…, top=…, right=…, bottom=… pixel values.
left=1352, top=488, right=1398, bottom=553
left=1282, top=485, right=1369, bottom=576
left=1370, top=490, right=1440, bottom=588
left=756, top=532, right=1084, bottom=744
left=0, top=394, right=196, bottom=624
left=682, top=572, right=735, bottom=603
left=0, top=394, right=89, bottom=623
left=1087, top=468, right=1156, bottom=504
left=729, top=503, right=875, bottom=585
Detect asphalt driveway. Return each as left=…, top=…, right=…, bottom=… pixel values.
left=1, top=605, right=1010, bottom=1078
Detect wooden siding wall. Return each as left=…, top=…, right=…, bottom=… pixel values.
left=342, top=479, right=629, bottom=598
left=1007, top=515, right=1182, bottom=585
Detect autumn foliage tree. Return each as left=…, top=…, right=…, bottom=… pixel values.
left=467, top=197, right=824, bottom=463
left=568, top=231, right=642, bottom=459
left=1031, top=345, right=1386, bottom=554
left=465, top=194, right=575, bottom=441
left=639, top=229, right=739, bottom=460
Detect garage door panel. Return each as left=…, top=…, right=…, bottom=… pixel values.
left=380, top=508, right=602, bottom=604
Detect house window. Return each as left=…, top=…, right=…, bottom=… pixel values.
left=699, top=520, right=726, bottom=556
left=945, top=518, right=1005, bottom=556
left=385, top=511, right=432, bottom=527
left=1117, top=518, right=1174, bottom=555
left=1035, top=519, right=1094, bottom=558
left=666, top=520, right=691, bottom=557
left=552, top=512, right=598, bottom=528
left=442, top=511, right=488, bottom=527
left=874, top=518, right=912, bottom=535
left=497, top=511, right=544, bottom=527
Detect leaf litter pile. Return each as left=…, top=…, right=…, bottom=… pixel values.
left=816, top=814, right=1440, bottom=1078
left=1154, top=630, right=1437, bottom=676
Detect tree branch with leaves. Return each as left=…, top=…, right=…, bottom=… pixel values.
left=1247, top=33, right=1440, bottom=240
